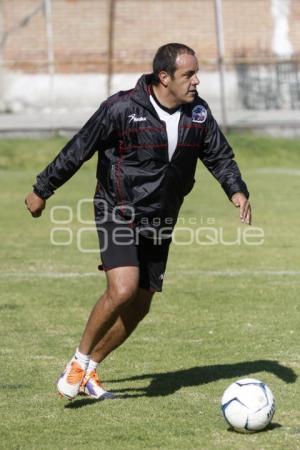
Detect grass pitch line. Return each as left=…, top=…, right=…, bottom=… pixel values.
left=1, top=270, right=300, bottom=278
left=175, top=269, right=300, bottom=277
left=0, top=271, right=98, bottom=278
left=254, top=168, right=300, bottom=176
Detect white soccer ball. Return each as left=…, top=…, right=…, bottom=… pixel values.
left=221, top=378, right=275, bottom=433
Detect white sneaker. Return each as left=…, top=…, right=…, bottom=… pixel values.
left=57, top=359, right=86, bottom=400
left=80, top=370, right=115, bottom=400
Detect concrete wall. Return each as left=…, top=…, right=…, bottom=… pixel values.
left=0, top=0, right=298, bottom=112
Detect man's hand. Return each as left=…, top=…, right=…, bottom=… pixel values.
left=231, top=192, right=252, bottom=225
left=25, top=192, right=46, bottom=218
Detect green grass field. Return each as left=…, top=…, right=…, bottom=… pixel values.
left=0, top=133, right=299, bottom=450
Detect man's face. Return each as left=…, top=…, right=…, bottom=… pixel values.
left=166, top=53, right=200, bottom=105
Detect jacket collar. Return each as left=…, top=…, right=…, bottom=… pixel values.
left=131, top=74, right=156, bottom=110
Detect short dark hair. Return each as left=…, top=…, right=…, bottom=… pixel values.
left=152, top=43, right=195, bottom=85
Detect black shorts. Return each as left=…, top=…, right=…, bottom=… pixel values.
left=96, top=222, right=171, bottom=292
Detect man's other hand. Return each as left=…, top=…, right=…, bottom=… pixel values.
left=231, top=192, right=251, bottom=225
left=25, top=192, right=46, bottom=218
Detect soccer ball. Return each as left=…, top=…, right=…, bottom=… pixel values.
left=221, top=378, right=275, bottom=433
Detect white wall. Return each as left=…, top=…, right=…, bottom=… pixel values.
left=0, top=70, right=240, bottom=114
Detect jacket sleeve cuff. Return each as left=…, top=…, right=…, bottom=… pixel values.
left=33, top=184, right=54, bottom=200
left=222, top=181, right=249, bottom=201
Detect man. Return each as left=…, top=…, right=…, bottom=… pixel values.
left=25, top=43, right=251, bottom=401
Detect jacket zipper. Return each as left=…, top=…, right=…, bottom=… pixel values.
left=111, top=163, right=116, bottom=191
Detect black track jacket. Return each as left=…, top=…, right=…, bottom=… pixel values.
left=34, top=74, right=249, bottom=234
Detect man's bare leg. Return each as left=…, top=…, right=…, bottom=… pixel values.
left=89, top=287, right=154, bottom=364
left=57, top=266, right=140, bottom=399
left=79, top=266, right=140, bottom=355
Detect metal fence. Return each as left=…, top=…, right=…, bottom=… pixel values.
left=236, top=60, right=300, bottom=110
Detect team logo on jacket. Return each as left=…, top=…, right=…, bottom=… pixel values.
left=192, top=105, right=207, bottom=123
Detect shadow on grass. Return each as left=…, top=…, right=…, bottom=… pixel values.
left=106, top=359, right=297, bottom=398
left=65, top=359, right=296, bottom=408
left=64, top=395, right=118, bottom=409
left=226, top=422, right=282, bottom=433
left=64, top=397, right=109, bottom=409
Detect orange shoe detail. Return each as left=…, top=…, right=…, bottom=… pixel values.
left=79, top=369, right=115, bottom=399
left=66, top=361, right=85, bottom=385
left=82, top=370, right=101, bottom=387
